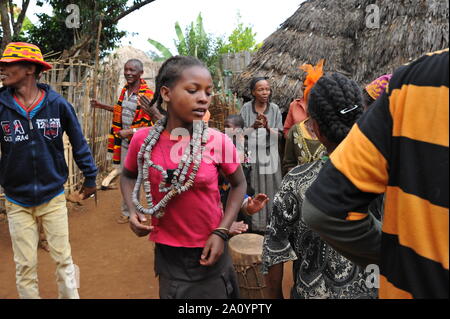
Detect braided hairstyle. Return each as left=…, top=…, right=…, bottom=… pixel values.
left=148, top=56, right=207, bottom=114
left=308, top=73, right=364, bottom=144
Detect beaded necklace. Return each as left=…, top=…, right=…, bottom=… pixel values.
left=131, top=117, right=209, bottom=217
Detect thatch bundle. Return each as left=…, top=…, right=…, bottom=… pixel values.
left=233, top=0, right=449, bottom=112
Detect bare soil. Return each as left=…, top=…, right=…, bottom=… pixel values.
left=0, top=187, right=292, bottom=299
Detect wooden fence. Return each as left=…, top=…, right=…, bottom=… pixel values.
left=40, top=59, right=120, bottom=194
left=220, top=51, right=253, bottom=91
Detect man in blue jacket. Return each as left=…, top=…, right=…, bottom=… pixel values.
left=0, top=42, right=97, bottom=299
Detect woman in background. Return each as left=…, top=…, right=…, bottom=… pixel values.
left=239, top=77, right=283, bottom=234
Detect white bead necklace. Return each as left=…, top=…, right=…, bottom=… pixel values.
left=131, top=117, right=209, bottom=218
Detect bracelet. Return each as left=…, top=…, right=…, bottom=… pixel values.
left=211, top=230, right=229, bottom=242
left=214, top=227, right=229, bottom=234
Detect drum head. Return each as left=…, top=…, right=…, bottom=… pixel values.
left=229, top=233, right=264, bottom=264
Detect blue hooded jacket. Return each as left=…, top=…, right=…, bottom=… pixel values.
left=0, top=84, right=97, bottom=206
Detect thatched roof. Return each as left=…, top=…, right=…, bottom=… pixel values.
left=233, top=0, right=449, bottom=112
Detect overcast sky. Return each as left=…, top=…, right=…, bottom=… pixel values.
left=24, top=0, right=304, bottom=55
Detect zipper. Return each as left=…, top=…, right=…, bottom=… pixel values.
left=27, top=111, right=38, bottom=202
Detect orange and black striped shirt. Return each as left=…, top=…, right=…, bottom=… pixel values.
left=303, top=49, right=449, bottom=299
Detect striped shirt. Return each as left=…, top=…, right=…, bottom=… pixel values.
left=302, top=49, right=449, bottom=299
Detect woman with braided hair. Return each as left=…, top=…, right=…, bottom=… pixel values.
left=120, top=56, right=246, bottom=299
left=262, top=72, right=379, bottom=299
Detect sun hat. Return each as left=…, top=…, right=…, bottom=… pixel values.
left=0, top=42, right=52, bottom=71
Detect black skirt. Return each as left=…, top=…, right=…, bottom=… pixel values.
left=155, top=243, right=240, bottom=299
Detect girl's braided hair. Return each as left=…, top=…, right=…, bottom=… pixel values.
left=148, top=55, right=207, bottom=113
left=308, top=73, right=364, bottom=144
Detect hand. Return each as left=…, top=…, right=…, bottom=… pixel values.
left=118, top=129, right=133, bottom=139
left=79, top=185, right=97, bottom=200
left=259, top=114, right=269, bottom=129
left=229, top=221, right=248, bottom=236
left=246, top=193, right=269, bottom=215
left=200, top=233, right=225, bottom=266
left=90, top=99, right=101, bottom=109
left=252, top=113, right=268, bottom=129
left=129, top=212, right=153, bottom=237
left=139, top=95, right=155, bottom=114
left=252, top=119, right=264, bottom=129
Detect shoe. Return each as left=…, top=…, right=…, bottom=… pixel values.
left=116, top=215, right=129, bottom=224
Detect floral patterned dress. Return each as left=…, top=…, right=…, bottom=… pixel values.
left=261, top=159, right=378, bottom=299
left=282, top=119, right=325, bottom=175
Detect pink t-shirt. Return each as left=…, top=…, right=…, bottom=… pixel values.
left=124, top=127, right=240, bottom=248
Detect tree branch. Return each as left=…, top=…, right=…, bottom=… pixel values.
left=13, top=0, right=31, bottom=37
left=111, top=0, right=156, bottom=24
left=8, top=0, right=15, bottom=26
left=61, top=34, right=94, bottom=59
left=0, top=0, right=12, bottom=50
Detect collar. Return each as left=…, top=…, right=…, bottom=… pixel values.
left=251, top=101, right=270, bottom=115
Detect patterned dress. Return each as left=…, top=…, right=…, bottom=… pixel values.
left=261, top=159, right=378, bottom=299
left=283, top=119, right=325, bottom=175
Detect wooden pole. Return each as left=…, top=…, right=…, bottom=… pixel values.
left=91, top=16, right=103, bottom=163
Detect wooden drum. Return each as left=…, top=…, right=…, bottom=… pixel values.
left=228, top=233, right=268, bottom=299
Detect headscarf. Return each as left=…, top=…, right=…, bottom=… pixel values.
left=365, top=74, right=392, bottom=100
left=299, top=59, right=325, bottom=104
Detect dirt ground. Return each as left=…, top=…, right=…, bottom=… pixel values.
left=0, top=186, right=292, bottom=299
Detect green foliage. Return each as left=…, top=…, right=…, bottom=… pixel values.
left=148, top=12, right=259, bottom=79
left=148, top=13, right=220, bottom=75
left=26, top=0, right=128, bottom=57
left=218, top=16, right=259, bottom=54
left=147, top=38, right=173, bottom=61
left=21, top=0, right=154, bottom=59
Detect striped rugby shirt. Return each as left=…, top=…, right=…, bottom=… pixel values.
left=302, top=49, right=449, bottom=299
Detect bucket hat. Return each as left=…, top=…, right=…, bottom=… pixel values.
left=0, top=42, right=52, bottom=71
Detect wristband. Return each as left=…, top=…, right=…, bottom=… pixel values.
left=214, top=227, right=229, bottom=234
left=132, top=128, right=137, bottom=134
left=211, top=230, right=229, bottom=242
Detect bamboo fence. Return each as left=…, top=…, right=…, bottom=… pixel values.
left=40, top=59, right=120, bottom=194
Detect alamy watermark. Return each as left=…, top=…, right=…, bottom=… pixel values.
left=365, top=264, right=380, bottom=289
left=65, top=4, right=80, bottom=29
left=365, top=4, right=380, bottom=29
left=64, top=3, right=381, bottom=29
left=164, top=122, right=281, bottom=175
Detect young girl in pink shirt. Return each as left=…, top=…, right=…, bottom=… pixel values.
left=120, top=56, right=246, bottom=299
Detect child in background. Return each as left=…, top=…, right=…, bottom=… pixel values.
left=222, top=114, right=269, bottom=235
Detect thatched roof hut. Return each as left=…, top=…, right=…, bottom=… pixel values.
left=233, top=0, right=449, bottom=112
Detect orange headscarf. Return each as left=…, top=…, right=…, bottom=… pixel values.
left=299, top=59, right=325, bottom=104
